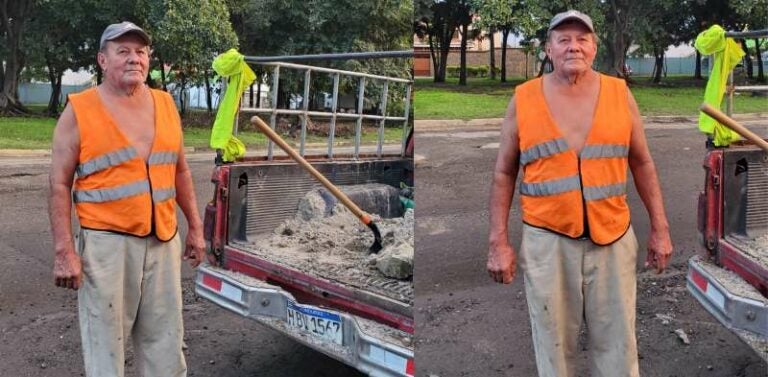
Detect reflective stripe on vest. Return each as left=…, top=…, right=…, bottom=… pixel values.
left=152, top=188, right=176, bottom=202
left=584, top=182, right=626, bottom=201
left=73, top=180, right=150, bottom=203
left=76, top=146, right=138, bottom=178
left=579, top=144, right=629, bottom=159
left=519, top=175, right=581, bottom=196
left=520, top=138, right=569, bottom=166
left=148, top=151, right=178, bottom=165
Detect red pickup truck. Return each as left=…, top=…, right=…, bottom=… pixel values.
left=194, top=52, right=415, bottom=376
left=686, top=32, right=768, bottom=360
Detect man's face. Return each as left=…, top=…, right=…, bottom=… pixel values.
left=97, top=34, right=150, bottom=88
left=546, top=22, right=597, bottom=76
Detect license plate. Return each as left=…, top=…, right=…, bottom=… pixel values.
left=286, top=302, right=343, bottom=345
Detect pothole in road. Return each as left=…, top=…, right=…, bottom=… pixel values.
left=0, top=173, right=40, bottom=179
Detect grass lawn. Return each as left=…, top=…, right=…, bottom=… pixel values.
left=0, top=117, right=56, bottom=149
left=414, top=76, right=768, bottom=120
left=0, top=115, right=406, bottom=150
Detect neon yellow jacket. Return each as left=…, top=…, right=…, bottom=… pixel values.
left=211, top=49, right=256, bottom=161
left=694, top=25, right=745, bottom=146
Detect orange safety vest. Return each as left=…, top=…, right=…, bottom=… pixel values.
left=515, top=74, right=631, bottom=245
left=69, top=87, right=181, bottom=241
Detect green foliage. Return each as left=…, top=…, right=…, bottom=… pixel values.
left=232, top=0, right=411, bottom=57
left=229, top=0, right=412, bottom=118
left=145, top=0, right=238, bottom=114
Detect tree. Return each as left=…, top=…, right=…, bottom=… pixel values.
left=415, top=0, right=462, bottom=82
left=24, top=0, right=93, bottom=115
left=689, top=0, right=742, bottom=79
left=487, top=27, right=496, bottom=79
left=1, top=0, right=34, bottom=114
left=732, top=0, right=767, bottom=81
left=455, top=0, right=475, bottom=85
left=233, top=0, right=411, bottom=107
left=633, top=0, right=694, bottom=83
left=472, top=0, right=547, bottom=82
left=472, top=0, right=518, bottom=82
left=600, top=0, right=640, bottom=78
left=147, top=0, right=238, bottom=115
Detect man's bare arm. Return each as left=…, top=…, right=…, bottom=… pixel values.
left=175, top=142, right=205, bottom=267
left=626, top=90, right=673, bottom=273
left=49, top=104, right=82, bottom=289
left=487, top=97, right=521, bottom=284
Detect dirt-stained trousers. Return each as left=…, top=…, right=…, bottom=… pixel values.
left=77, top=228, right=186, bottom=377
left=519, top=224, right=640, bottom=377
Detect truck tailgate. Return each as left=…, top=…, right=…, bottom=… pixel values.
left=196, top=264, right=414, bottom=376
left=687, top=255, right=768, bottom=361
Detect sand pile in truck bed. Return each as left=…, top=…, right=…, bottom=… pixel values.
left=740, top=233, right=768, bottom=266
left=237, top=186, right=414, bottom=304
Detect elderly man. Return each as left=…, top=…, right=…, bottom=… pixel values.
left=49, top=21, right=205, bottom=377
left=486, top=10, right=673, bottom=377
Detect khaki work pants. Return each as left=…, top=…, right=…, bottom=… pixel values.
left=519, top=225, right=640, bottom=377
left=77, top=229, right=187, bottom=377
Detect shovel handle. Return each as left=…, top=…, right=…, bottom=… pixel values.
left=250, top=116, right=371, bottom=223
left=699, top=103, right=768, bottom=153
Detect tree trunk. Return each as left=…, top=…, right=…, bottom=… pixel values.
left=459, top=23, right=468, bottom=86
left=432, top=12, right=457, bottom=83
left=0, top=52, right=25, bottom=114
left=0, top=0, right=31, bottom=114
left=741, top=40, right=753, bottom=79
left=436, top=24, right=453, bottom=83
left=755, top=39, right=764, bottom=82
left=179, top=72, right=187, bottom=117
left=45, top=58, right=63, bottom=116
left=652, top=48, right=664, bottom=83
left=524, top=51, right=529, bottom=80
left=428, top=33, right=440, bottom=81
left=605, top=0, right=631, bottom=78
left=205, top=70, right=213, bottom=113
left=489, top=28, right=496, bottom=80
left=695, top=50, right=703, bottom=79
left=537, top=57, right=550, bottom=77
left=501, top=29, right=509, bottom=82
left=160, top=62, right=168, bottom=91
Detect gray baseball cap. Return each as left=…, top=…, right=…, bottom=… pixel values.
left=548, top=10, right=594, bottom=33
left=100, top=21, right=151, bottom=49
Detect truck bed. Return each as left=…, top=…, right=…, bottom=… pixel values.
left=218, top=156, right=414, bottom=326
left=230, top=237, right=413, bottom=305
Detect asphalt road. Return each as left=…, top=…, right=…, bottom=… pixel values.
left=414, top=122, right=768, bottom=377
left=0, top=154, right=362, bottom=377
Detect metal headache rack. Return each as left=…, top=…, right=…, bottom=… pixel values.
left=235, top=50, right=413, bottom=160
left=723, top=29, right=768, bottom=116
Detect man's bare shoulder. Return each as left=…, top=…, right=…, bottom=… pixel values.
left=54, top=104, right=78, bottom=134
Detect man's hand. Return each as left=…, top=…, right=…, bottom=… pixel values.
left=183, top=229, right=206, bottom=268
left=54, top=249, right=82, bottom=290
left=644, top=229, right=673, bottom=274
left=487, top=242, right=517, bottom=284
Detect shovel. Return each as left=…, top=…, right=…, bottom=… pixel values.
left=251, top=116, right=383, bottom=253
left=700, top=103, right=768, bottom=153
